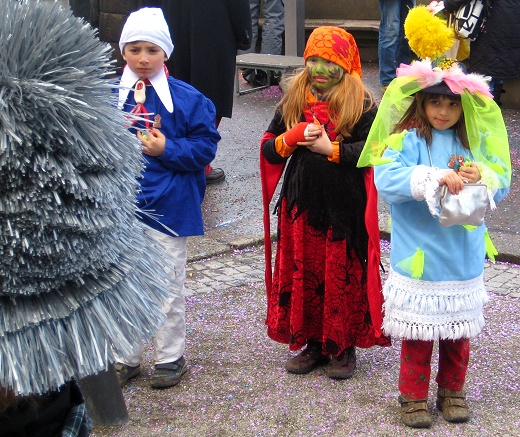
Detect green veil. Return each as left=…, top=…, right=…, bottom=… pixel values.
left=357, top=73, right=511, bottom=190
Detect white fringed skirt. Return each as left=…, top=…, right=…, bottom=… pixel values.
left=382, top=269, right=489, bottom=341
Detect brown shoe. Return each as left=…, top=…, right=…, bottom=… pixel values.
left=327, top=346, right=356, bottom=379
left=285, top=341, right=330, bottom=374
left=436, top=387, right=470, bottom=423
left=114, top=363, right=141, bottom=387
left=150, top=356, right=188, bottom=389
left=399, top=395, right=432, bottom=428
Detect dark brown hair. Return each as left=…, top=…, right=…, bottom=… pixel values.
left=393, top=91, right=469, bottom=149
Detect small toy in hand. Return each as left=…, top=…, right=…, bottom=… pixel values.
left=140, top=129, right=149, bottom=141
left=456, top=156, right=471, bottom=172
left=448, top=154, right=471, bottom=171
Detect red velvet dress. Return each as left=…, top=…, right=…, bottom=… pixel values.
left=260, top=95, right=390, bottom=355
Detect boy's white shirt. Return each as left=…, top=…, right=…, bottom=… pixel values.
left=118, top=66, right=174, bottom=113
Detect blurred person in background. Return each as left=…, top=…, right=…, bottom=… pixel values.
left=378, top=0, right=416, bottom=93
left=442, top=0, right=520, bottom=106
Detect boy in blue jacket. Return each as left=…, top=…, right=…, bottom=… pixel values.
left=115, top=7, right=220, bottom=389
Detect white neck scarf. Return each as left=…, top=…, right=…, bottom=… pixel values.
left=118, top=66, right=174, bottom=113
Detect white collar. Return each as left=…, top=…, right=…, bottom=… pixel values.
left=118, top=66, right=174, bottom=113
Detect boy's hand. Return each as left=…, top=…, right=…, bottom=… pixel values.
left=137, top=128, right=165, bottom=156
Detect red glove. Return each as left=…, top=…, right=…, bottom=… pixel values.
left=283, top=122, right=309, bottom=147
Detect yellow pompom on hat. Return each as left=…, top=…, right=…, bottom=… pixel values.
left=404, top=5, right=455, bottom=60
left=303, top=26, right=362, bottom=78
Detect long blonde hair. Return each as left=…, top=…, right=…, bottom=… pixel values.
left=277, top=68, right=374, bottom=138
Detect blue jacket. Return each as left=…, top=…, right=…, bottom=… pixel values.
left=375, top=128, right=509, bottom=282
left=123, top=76, right=220, bottom=236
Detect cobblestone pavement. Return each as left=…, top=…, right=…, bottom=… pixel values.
left=186, top=243, right=520, bottom=299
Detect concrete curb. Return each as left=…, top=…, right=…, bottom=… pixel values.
left=188, top=224, right=520, bottom=266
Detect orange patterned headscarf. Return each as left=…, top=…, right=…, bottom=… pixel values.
left=303, top=26, right=362, bottom=79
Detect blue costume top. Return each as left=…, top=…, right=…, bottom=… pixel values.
left=122, top=76, right=220, bottom=237
left=374, top=128, right=509, bottom=341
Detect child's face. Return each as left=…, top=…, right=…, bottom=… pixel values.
left=122, top=41, right=167, bottom=79
left=305, top=56, right=344, bottom=93
left=424, top=95, right=462, bottom=130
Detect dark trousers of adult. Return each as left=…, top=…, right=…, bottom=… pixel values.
left=399, top=338, right=470, bottom=399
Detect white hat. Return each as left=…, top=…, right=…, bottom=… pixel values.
left=119, top=8, right=174, bottom=58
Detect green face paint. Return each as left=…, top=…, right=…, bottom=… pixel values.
left=306, top=56, right=344, bottom=92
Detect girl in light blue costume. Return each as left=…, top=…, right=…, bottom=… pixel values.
left=357, top=7, right=511, bottom=428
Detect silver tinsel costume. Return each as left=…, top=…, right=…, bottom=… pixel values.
left=0, top=0, right=176, bottom=396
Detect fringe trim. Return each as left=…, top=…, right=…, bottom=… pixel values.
left=0, top=236, right=176, bottom=396
left=382, top=312, right=486, bottom=341
left=382, top=268, right=488, bottom=340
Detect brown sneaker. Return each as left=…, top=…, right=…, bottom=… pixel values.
left=150, top=356, right=188, bottom=389
left=114, top=363, right=141, bottom=387
left=436, top=387, right=470, bottom=423
left=284, top=341, right=330, bottom=374
left=399, top=395, right=432, bottom=428
left=327, top=346, right=356, bottom=379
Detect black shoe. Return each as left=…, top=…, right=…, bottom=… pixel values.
left=114, top=363, right=141, bottom=387
left=206, top=167, right=225, bottom=184
left=242, top=68, right=256, bottom=85
left=150, top=356, right=188, bottom=389
left=270, top=70, right=282, bottom=85
left=242, top=68, right=269, bottom=87
left=252, top=69, right=268, bottom=87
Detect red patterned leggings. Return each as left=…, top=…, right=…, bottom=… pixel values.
left=399, top=338, right=470, bottom=399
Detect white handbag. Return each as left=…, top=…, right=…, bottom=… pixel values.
left=439, top=182, right=489, bottom=227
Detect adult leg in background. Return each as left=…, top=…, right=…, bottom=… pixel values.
left=378, top=0, right=415, bottom=89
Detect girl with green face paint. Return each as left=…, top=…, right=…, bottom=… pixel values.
left=260, top=26, right=387, bottom=382
left=306, top=56, right=344, bottom=93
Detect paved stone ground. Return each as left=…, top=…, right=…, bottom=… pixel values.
left=185, top=243, right=520, bottom=299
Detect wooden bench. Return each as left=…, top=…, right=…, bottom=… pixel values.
left=235, top=53, right=304, bottom=95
